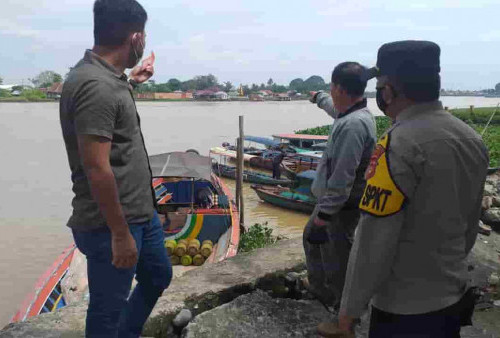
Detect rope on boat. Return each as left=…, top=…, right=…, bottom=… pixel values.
left=481, top=103, right=500, bottom=137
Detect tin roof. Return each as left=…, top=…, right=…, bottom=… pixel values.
left=273, top=134, right=328, bottom=141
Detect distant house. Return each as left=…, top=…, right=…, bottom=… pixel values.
left=194, top=89, right=216, bottom=100
left=249, top=94, right=264, bottom=101
left=275, top=93, right=291, bottom=101
left=136, top=92, right=193, bottom=100
left=47, top=82, right=63, bottom=99
left=258, top=90, right=273, bottom=97
left=214, top=91, right=229, bottom=100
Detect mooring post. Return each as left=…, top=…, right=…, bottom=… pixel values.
left=235, top=137, right=240, bottom=211
left=237, top=116, right=245, bottom=233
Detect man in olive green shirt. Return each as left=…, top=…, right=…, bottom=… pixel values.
left=60, top=1, right=171, bottom=337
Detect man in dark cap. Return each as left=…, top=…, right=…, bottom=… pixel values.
left=320, top=41, right=489, bottom=337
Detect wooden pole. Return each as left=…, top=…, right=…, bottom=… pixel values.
left=235, top=137, right=241, bottom=211
left=238, top=116, right=245, bottom=233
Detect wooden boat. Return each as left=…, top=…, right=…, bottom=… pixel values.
left=488, top=167, right=500, bottom=175
left=13, top=152, right=240, bottom=323
left=212, top=163, right=292, bottom=186
left=149, top=152, right=240, bottom=272
left=11, top=245, right=76, bottom=323
left=210, top=147, right=294, bottom=178
left=213, top=134, right=324, bottom=176
left=272, top=134, right=328, bottom=152
left=251, top=185, right=316, bottom=214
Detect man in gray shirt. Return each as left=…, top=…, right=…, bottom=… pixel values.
left=304, top=62, right=376, bottom=313
left=60, top=1, right=171, bottom=337
left=333, top=41, right=488, bottom=337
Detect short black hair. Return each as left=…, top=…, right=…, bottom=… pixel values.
left=93, top=0, right=147, bottom=46
left=331, top=62, right=367, bottom=97
left=390, top=74, right=441, bottom=102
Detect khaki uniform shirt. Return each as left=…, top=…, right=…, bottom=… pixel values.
left=341, top=101, right=488, bottom=316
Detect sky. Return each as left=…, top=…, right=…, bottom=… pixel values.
left=1, top=0, right=499, bottom=90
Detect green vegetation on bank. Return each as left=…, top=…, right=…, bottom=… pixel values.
left=296, top=116, right=392, bottom=140
left=0, top=89, right=53, bottom=102
left=297, top=108, right=500, bottom=167
left=239, top=223, right=282, bottom=253
left=136, top=74, right=329, bottom=96
left=450, top=106, right=500, bottom=125
left=135, top=98, right=193, bottom=102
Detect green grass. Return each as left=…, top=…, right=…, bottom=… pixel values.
left=296, top=111, right=500, bottom=167
left=471, top=124, right=500, bottom=167
left=295, top=125, right=331, bottom=136
left=0, top=97, right=53, bottom=102
left=450, top=106, right=500, bottom=125
left=296, top=116, right=392, bottom=139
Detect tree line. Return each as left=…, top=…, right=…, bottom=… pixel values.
left=3, top=70, right=498, bottom=97
left=136, top=74, right=331, bottom=95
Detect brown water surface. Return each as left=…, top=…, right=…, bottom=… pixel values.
left=0, top=97, right=498, bottom=326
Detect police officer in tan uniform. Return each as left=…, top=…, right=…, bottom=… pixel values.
left=320, top=41, right=489, bottom=337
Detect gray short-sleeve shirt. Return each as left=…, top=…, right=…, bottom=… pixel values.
left=60, top=50, right=155, bottom=231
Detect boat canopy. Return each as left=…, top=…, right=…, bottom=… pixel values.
left=244, top=136, right=280, bottom=147
left=272, top=134, right=328, bottom=141
left=149, top=152, right=212, bottom=181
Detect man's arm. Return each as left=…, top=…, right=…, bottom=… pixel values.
left=311, top=91, right=336, bottom=118
left=316, top=122, right=367, bottom=220
left=78, top=135, right=138, bottom=269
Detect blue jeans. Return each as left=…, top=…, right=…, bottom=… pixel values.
left=72, top=212, right=172, bottom=338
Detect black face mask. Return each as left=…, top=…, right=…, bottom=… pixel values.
left=376, top=87, right=388, bottom=114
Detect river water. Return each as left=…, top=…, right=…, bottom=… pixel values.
left=0, top=97, right=499, bottom=326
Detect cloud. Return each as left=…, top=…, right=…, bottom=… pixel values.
left=480, top=30, right=500, bottom=42
left=344, top=19, right=446, bottom=32
left=0, top=0, right=498, bottom=89
left=0, top=20, right=40, bottom=38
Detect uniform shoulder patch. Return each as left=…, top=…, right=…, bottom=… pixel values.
left=359, top=133, right=405, bottom=217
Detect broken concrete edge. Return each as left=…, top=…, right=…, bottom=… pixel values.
left=0, top=238, right=306, bottom=338
left=3, top=232, right=498, bottom=338
left=142, top=240, right=306, bottom=337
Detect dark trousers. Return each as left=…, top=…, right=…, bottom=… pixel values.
left=303, top=206, right=360, bottom=305
left=369, top=288, right=476, bottom=338
left=272, top=162, right=281, bottom=179
left=72, top=212, right=172, bottom=338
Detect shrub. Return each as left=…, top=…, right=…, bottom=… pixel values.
left=22, top=89, right=47, bottom=101
left=239, top=222, right=280, bottom=253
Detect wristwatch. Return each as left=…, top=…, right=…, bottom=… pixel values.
left=128, top=78, right=139, bottom=90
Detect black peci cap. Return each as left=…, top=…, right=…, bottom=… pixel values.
left=365, top=40, right=441, bottom=80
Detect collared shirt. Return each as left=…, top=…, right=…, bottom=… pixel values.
left=312, top=93, right=376, bottom=217
left=60, top=50, right=155, bottom=231
left=341, top=100, right=489, bottom=316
